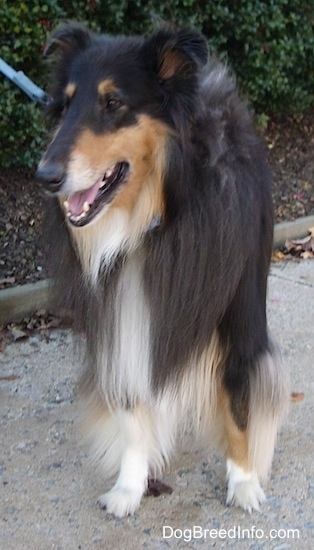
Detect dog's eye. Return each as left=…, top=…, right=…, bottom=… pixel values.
left=106, top=97, right=123, bottom=111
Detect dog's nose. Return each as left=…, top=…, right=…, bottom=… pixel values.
left=36, top=161, right=65, bottom=193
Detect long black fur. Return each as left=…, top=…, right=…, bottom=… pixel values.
left=42, top=24, right=273, bottom=424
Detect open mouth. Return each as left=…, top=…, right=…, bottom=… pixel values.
left=64, top=161, right=129, bottom=227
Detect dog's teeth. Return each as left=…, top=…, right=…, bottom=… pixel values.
left=100, top=180, right=108, bottom=189
left=64, top=200, right=70, bottom=212
left=106, top=167, right=114, bottom=178
left=70, top=210, right=88, bottom=222
left=83, top=201, right=90, bottom=213
left=100, top=167, right=114, bottom=187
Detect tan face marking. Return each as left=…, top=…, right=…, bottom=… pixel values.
left=70, top=114, right=169, bottom=218
left=66, top=115, right=171, bottom=280
left=65, top=83, right=77, bottom=99
left=97, top=79, right=117, bottom=97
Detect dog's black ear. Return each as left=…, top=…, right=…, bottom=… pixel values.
left=44, top=23, right=92, bottom=57
left=144, top=27, right=208, bottom=82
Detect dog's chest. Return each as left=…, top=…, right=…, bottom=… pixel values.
left=98, top=251, right=152, bottom=403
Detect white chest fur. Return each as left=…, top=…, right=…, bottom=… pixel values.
left=98, top=251, right=152, bottom=407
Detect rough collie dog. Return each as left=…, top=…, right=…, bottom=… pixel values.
left=36, top=23, right=289, bottom=518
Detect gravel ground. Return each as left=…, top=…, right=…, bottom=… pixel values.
left=0, top=260, right=313, bottom=549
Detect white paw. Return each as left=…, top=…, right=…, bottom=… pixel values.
left=98, top=487, right=143, bottom=518
left=226, top=459, right=266, bottom=513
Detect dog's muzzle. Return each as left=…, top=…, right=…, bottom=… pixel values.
left=36, top=161, right=65, bottom=194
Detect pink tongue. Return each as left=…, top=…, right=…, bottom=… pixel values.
left=68, top=179, right=101, bottom=215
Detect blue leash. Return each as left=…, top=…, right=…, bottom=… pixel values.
left=0, top=57, right=51, bottom=105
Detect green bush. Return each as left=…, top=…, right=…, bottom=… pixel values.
left=216, top=0, right=314, bottom=114
left=0, top=1, right=65, bottom=167
left=0, top=0, right=313, bottom=167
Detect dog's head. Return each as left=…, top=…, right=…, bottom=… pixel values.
left=36, top=24, right=208, bottom=229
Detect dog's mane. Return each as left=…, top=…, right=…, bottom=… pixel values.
left=142, top=62, right=272, bottom=385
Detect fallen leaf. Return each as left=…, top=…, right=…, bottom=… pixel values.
left=35, top=309, right=48, bottom=317
left=284, top=229, right=314, bottom=258
left=272, top=250, right=285, bottom=261
left=291, top=392, right=305, bottom=402
left=301, top=251, right=314, bottom=259
left=0, top=339, right=7, bottom=352
left=0, top=277, right=16, bottom=285
left=46, top=317, right=63, bottom=329
left=0, top=374, right=20, bottom=381
left=10, top=328, right=28, bottom=341
left=145, top=478, right=173, bottom=497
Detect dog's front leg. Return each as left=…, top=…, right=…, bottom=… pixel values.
left=98, top=406, right=149, bottom=517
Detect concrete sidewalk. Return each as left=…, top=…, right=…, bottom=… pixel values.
left=1, top=260, right=313, bottom=550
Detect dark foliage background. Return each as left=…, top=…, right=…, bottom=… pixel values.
left=0, top=0, right=313, bottom=167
